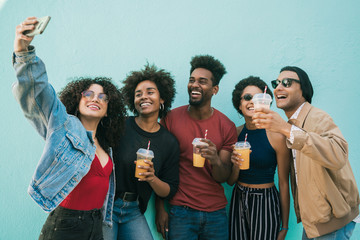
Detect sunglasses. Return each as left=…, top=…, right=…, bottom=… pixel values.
left=271, top=78, right=300, bottom=89
left=81, top=90, right=109, bottom=103
left=240, top=93, right=253, bottom=101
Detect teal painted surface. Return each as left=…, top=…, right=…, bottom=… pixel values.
left=1, top=1, right=359, bottom=239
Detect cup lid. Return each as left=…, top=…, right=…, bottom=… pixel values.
left=192, top=138, right=209, bottom=146
left=136, top=148, right=154, bottom=158
left=253, top=93, right=272, bottom=101
left=234, top=141, right=251, bottom=148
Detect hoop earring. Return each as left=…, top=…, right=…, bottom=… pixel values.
left=238, top=112, right=244, bottom=120
left=160, top=103, right=164, bottom=111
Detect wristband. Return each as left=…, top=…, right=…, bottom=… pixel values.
left=280, top=227, right=289, bottom=231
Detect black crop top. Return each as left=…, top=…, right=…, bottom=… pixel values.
left=237, top=125, right=277, bottom=184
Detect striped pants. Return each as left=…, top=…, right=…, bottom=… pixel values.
left=229, top=184, right=281, bottom=240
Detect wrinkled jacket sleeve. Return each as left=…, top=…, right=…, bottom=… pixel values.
left=287, top=108, right=348, bottom=170
left=12, top=46, right=65, bottom=139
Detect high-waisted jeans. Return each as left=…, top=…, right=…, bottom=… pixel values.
left=39, top=206, right=103, bottom=240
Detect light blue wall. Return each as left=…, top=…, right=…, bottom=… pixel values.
left=1, top=0, right=359, bottom=239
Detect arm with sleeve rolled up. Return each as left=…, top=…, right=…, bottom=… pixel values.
left=142, top=143, right=180, bottom=198
left=287, top=115, right=348, bottom=170
left=253, top=107, right=348, bottom=170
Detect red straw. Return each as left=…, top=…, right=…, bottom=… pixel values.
left=244, top=133, right=248, bottom=143
left=204, top=129, right=208, bottom=139
left=147, top=140, right=150, bottom=151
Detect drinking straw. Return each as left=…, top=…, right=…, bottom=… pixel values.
left=263, top=86, right=267, bottom=98
left=204, top=129, right=208, bottom=139
left=146, top=140, right=151, bottom=159
left=244, top=133, right=248, bottom=143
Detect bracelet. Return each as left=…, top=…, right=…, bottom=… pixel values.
left=280, top=227, right=289, bottom=231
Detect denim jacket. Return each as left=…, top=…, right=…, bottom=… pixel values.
left=12, top=46, right=115, bottom=226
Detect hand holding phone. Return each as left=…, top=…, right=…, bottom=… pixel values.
left=24, top=16, right=51, bottom=37
left=14, top=16, right=51, bottom=52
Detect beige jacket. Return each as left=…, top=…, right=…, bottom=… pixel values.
left=287, top=102, right=359, bottom=238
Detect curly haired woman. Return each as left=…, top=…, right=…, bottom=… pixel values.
left=103, top=64, right=180, bottom=240
left=227, top=76, right=291, bottom=240
left=13, top=17, right=126, bottom=240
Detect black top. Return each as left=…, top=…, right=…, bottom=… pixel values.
left=237, top=125, right=277, bottom=184
left=113, top=117, right=180, bottom=213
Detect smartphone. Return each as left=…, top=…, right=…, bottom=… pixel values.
left=24, top=16, right=51, bottom=37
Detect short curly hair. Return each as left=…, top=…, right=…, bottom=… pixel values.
left=232, top=76, right=273, bottom=116
left=190, top=55, right=227, bottom=86
left=121, top=64, right=176, bottom=119
left=58, top=77, right=126, bottom=153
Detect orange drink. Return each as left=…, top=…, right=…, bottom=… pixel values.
left=135, top=159, right=150, bottom=178
left=192, top=138, right=209, bottom=168
left=234, top=141, right=251, bottom=170
left=135, top=148, right=154, bottom=179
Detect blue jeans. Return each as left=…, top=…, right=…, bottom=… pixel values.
left=102, top=198, right=153, bottom=240
left=302, top=221, right=356, bottom=240
left=169, top=205, right=228, bottom=240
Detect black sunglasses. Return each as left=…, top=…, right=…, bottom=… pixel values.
left=240, top=93, right=253, bottom=101
left=271, top=78, right=300, bottom=89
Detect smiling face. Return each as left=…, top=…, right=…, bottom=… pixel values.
left=188, top=68, right=218, bottom=106
left=239, top=85, right=263, bottom=119
left=134, top=80, right=164, bottom=117
left=274, top=70, right=306, bottom=117
left=78, top=83, right=108, bottom=121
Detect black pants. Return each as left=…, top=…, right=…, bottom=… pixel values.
left=39, top=206, right=104, bottom=240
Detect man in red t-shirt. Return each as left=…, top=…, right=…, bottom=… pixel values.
left=156, top=55, right=237, bottom=240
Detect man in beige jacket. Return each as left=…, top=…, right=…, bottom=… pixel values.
left=252, top=66, right=359, bottom=239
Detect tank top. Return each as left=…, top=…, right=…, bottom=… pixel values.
left=60, top=155, right=113, bottom=210
left=237, top=125, right=277, bottom=184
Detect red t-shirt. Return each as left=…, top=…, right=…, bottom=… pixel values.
left=60, top=155, right=113, bottom=210
left=161, top=105, right=237, bottom=211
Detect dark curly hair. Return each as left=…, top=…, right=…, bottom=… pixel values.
left=232, top=76, right=273, bottom=116
left=58, top=77, right=126, bottom=153
left=121, top=64, right=176, bottom=119
left=190, top=55, right=227, bottom=86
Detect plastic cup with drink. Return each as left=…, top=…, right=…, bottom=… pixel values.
left=234, top=133, right=251, bottom=170
left=135, top=148, right=154, bottom=178
left=192, top=138, right=209, bottom=167
left=253, top=92, right=272, bottom=113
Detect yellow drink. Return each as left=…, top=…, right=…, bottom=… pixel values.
left=235, top=148, right=250, bottom=170
left=193, top=153, right=205, bottom=167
